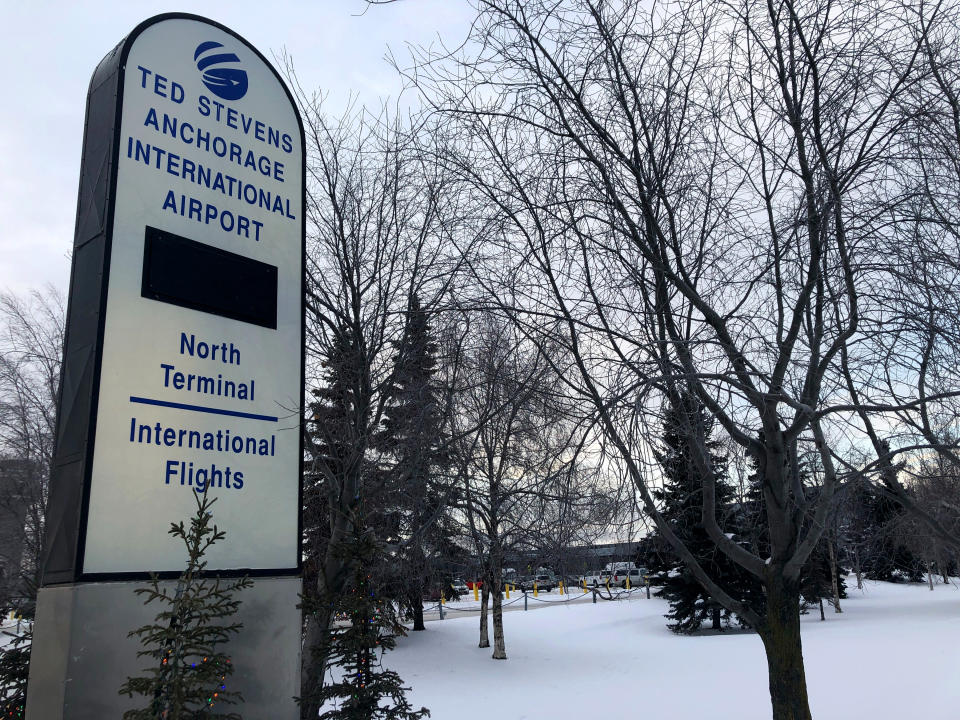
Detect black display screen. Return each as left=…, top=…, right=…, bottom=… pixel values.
left=141, top=226, right=278, bottom=329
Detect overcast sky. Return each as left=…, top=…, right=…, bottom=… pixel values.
left=0, top=1, right=475, bottom=297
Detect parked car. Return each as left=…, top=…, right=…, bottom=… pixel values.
left=583, top=570, right=604, bottom=587
left=451, top=578, right=470, bottom=597
left=611, top=567, right=647, bottom=588
left=517, top=572, right=557, bottom=592
left=536, top=573, right=557, bottom=591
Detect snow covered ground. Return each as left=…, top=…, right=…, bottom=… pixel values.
left=0, top=616, right=30, bottom=649
left=384, top=579, right=960, bottom=719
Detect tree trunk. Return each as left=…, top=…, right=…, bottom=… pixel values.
left=711, top=606, right=721, bottom=630
left=489, top=539, right=506, bottom=659
left=826, top=536, right=842, bottom=613
left=853, top=547, right=863, bottom=590
left=491, top=575, right=507, bottom=660
left=478, top=581, right=490, bottom=648
left=410, top=590, right=425, bottom=631
left=300, top=604, right=335, bottom=720
left=300, top=489, right=356, bottom=718
left=927, top=560, right=934, bottom=590
left=759, top=577, right=813, bottom=720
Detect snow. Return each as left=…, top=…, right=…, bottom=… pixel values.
left=382, top=579, right=960, bottom=719
left=0, top=617, right=30, bottom=650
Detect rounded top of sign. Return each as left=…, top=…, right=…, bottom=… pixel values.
left=96, top=13, right=302, bottom=139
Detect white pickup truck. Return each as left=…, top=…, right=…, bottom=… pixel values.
left=583, top=570, right=604, bottom=587
left=610, top=566, right=647, bottom=588
left=584, top=565, right=648, bottom=589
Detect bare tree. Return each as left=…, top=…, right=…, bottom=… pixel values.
left=0, top=287, right=64, bottom=610
left=906, top=448, right=960, bottom=581
left=408, top=1, right=960, bottom=717
left=292, top=88, right=458, bottom=715
left=449, top=313, right=579, bottom=659
left=526, top=457, right=611, bottom=583
left=879, top=1, right=960, bottom=541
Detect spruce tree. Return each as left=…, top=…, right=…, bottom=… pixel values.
left=799, top=537, right=847, bottom=617
left=313, top=521, right=429, bottom=720
left=794, top=486, right=848, bottom=612
left=857, top=487, right=924, bottom=582
left=739, top=448, right=846, bottom=616
left=303, top=326, right=428, bottom=718
left=376, top=295, right=450, bottom=631
left=0, top=624, right=30, bottom=718
left=646, top=391, right=762, bottom=633
left=303, top=325, right=370, bottom=626
left=309, top=328, right=367, bottom=483
left=119, top=491, right=251, bottom=719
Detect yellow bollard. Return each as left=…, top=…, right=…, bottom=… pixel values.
left=626, top=576, right=631, bottom=590
left=605, top=578, right=610, bottom=591
left=534, top=582, right=538, bottom=597
left=440, top=592, right=445, bottom=605
left=582, top=579, right=587, bottom=593
left=474, top=584, right=479, bottom=601
left=506, top=583, right=510, bottom=599
left=559, top=580, right=564, bottom=595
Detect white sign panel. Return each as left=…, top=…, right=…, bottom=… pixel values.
left=81, top=17, right=303, bottom=574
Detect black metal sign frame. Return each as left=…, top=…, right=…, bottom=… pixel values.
left=41, top=13, right=306, bottom=585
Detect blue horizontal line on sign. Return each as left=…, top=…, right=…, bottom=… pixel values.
left=129, top=396, right=279, bottom=422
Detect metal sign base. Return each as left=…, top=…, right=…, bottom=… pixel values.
left=26, top=576, right=301, bottom=719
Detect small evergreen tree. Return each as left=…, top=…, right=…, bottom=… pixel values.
left=794, top=485, right=848, bottom=613
left=119, top=491, right=251, bottom=719
left=646, top=391, right=762, bottom=633
left=859, top=488, right=924, bottom=582
left=0, top=624, right=30, bottom=718
left=312, top=521, right=429, bottom=720
left=799, top=536, right=847, bottom=616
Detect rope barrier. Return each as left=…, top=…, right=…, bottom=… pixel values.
left=527, top=591, right=591, bottom=604
left=427, top=595, right=526, bottom=613
left=422, top=584, right=651, bottom=618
